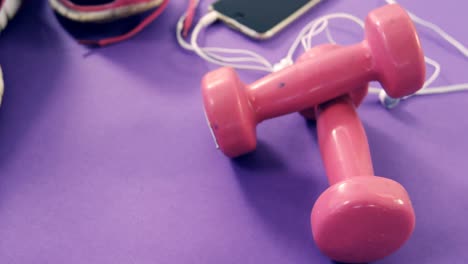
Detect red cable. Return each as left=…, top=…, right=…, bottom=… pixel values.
left=79, top=0, right=170, bottom=47
left=182, top=0, right=198, bottom=37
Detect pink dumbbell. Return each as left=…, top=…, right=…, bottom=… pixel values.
left=297, top=43, right=415, bottom=262
left=311, top=94, right=415, bottom=263
left=297, top=45, right=369, bottom=120
left=201, top=4, right=425, bottom=158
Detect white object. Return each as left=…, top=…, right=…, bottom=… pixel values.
left=177, top=0, right=468, bottom=108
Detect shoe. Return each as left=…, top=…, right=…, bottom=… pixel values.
left=0, top=0, right=22, bottom=32
left=49, top=0, right=164, bottom=22
left=49, top=0, right=169, bottom=46
left=0, top=0, right=22, bottom=106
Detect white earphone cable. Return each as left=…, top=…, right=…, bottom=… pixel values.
left=178, top=12, right=275, bottom=72
left=385, top=0, right=468, bottom=57
left=296, top=3, right=467, bottom=107
left=178, top=0, right=468, bottom=107
left=377, top=0, right=468, bottom=107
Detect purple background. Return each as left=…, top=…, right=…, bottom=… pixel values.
left=0, top=0, right=467, bottom=263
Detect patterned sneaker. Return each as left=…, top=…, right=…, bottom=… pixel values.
left=0, top=0, right=22, bottom=32
left=1, top=0, right=22, bottom=106
left=49, top=0, right=169, bottom=46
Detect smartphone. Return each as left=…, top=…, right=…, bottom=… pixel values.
left=210, top=0, right=322, bottom=40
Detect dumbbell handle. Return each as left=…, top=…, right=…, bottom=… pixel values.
left=315, top=95, right=374, bottom=185
left=248, top=43, right=373, bottom=122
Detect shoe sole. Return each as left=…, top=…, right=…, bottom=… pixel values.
left=49, top=0, right=164, bottom=23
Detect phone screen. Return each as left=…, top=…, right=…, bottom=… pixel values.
left=211, top=0, right=319, bottom=36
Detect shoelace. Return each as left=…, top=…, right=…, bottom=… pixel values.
left=79, top=0, right=170, bottom=47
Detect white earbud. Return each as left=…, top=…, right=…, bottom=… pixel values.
left=379, top=90, right=401, bottom=109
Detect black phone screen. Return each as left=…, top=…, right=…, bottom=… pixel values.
left=212, top=0, right=315, bottom=34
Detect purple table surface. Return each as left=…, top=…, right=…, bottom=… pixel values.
left=0, top=0, right=467, bottom=263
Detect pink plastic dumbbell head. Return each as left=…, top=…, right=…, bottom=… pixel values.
left=312, top=95, right=415, bottom=263
left=202, top=67, right=256, bottom=157
left=311, top=177, right=415, bottom=263
left=365, top=4, right=425, bottom=98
